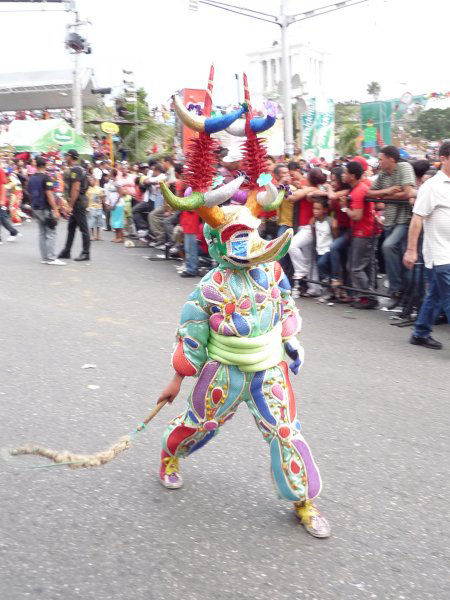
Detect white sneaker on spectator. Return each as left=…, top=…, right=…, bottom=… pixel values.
left=41, top=260, right=49, bottom=264
left=137, top=229, right=148, bottom=238
left=47, top=259, right=66, bottom=266
left=7, top=235, right=19, bottom=242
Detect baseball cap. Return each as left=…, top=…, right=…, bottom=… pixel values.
left=66, top=149, right=79, bottom=159
left=351, top=156, right=368, bottom=171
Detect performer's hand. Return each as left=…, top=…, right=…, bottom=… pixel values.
left=157, top=373, right=184, bottom=404
left=284, top=339, right=304, bottom=376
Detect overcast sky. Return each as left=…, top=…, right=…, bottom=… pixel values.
left=0, top=0, right=448, bottom=106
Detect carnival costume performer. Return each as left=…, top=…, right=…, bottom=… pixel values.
left=157, top=70, right=330, bottom=538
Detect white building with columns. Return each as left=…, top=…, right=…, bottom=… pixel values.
left=246, top=41, right=327, bottom=107
left=245, top=41, right=335, bottom=159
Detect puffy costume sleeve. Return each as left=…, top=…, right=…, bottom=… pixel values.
left=171, top=286, right=210, bottom=377
left=274, top=261, right=302, bottom=342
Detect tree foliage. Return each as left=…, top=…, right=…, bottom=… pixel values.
left=335, top=102, right=361, bottom=156
left=367, top=81, right=381, bottom=101
left=83, top=89, right=174, bottom=162
left=117, top=88, right=173, bottom=162
left=416, top=108, right=450, bottom=141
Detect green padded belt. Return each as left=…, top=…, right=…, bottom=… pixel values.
left=207, top=322, right=284, bottom=372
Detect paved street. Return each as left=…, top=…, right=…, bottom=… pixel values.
left=1, top=222, right=449, bottom=600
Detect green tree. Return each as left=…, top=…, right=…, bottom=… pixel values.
left=83, top=89, right=173, bottom=162
left=335, top=102, right=361, bottom=156
left=117, top=88, right=173, bottom=162
left=416, top=108, right=450, bottom=141
left=367, top=81, right=381, bottom=101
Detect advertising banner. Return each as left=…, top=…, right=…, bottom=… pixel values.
left=180, top=88, right=206, bottom=156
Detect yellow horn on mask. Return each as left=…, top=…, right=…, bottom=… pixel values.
left=245, top=189, right=262, bottom=218
left=197, top=206, right=225, bottom=229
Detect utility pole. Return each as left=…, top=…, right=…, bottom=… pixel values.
left=123, top=70, right=138, bottom=159
left=65, top=0, right=91, bottom=134
left=0, top=1, right=90, bottom=134
left=279, top=0, right=293, bottom=156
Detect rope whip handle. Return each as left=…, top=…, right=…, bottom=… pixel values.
left=134, top=399, right=169, bottom=433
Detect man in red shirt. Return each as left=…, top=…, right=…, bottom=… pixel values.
left=342, top=161, right=377, bottom=309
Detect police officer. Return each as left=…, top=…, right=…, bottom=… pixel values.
left=58, top=149, right=90, bottom=261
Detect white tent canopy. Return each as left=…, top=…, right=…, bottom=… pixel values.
left=0, top=69, right=98, bottom=111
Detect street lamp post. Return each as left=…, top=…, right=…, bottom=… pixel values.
left=65, top=1, right=92, bottom=135
left=279, top=1, right=294, bottom=156
left=193, top=0, right=371, bottom=156
left=123, top=70, right=138, bottom=159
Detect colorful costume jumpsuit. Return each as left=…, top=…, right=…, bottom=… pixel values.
left=161, top=260, right=322, bottom=503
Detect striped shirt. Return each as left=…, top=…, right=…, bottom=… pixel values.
left=372, top=162, right=415, bottom=226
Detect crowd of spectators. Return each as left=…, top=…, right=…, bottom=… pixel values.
left=0, top=143, right=447, bottom=325
left=0, top=109, right=73, bottom=130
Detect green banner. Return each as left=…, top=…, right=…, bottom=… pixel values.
left=360, top=96, right=427, bottom=154
left=301, top=98, right=335, bottom=161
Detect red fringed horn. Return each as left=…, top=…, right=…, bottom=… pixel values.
left=184, top=132, right=219, bottom=193
left=241, top=136, right=268, bottom=190
left=241, top=72, right=268, bottom=191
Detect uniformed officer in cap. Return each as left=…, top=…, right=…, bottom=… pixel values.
left=58, top=149, right=91, bottom=261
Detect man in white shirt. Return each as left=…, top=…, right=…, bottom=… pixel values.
left=403, top=141, right=450, bottom=349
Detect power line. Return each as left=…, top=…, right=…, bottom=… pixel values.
left=0, top=7, right=65, bottom=11
left=291, top=0, right=370, bottom=20
left=199, top=0, right=277, bottom=24
left=199, top=0, right=276, bottom=18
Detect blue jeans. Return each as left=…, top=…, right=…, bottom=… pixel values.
left=382, top=224, right=411, bottom=294
left=184, top=233, right=198, bottom=275
left=330, top=228, right=351, bottom=280
left=0, top=206, right=18, bottom=238
left=317, top=252, right=331, bottom=281
left=413, top=264, right=450, bottom=338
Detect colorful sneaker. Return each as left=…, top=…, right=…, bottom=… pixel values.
left=159, top=455, right=183, bottom=489
left=294, top=500, right=331, bottom=538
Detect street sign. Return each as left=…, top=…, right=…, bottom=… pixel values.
left=101, top=122, right=119, bottom=135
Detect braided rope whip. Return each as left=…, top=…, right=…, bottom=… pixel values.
left=7, top=400, right=168, bottom=470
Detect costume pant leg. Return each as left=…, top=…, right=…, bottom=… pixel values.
left=246, top=361, right=322, bottom=502
left=161, top=361, right=246, bottom=458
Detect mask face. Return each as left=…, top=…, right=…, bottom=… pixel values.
left=204, top=206, right=293, bottom=267
left=229, top=233, right=250, bottom=258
